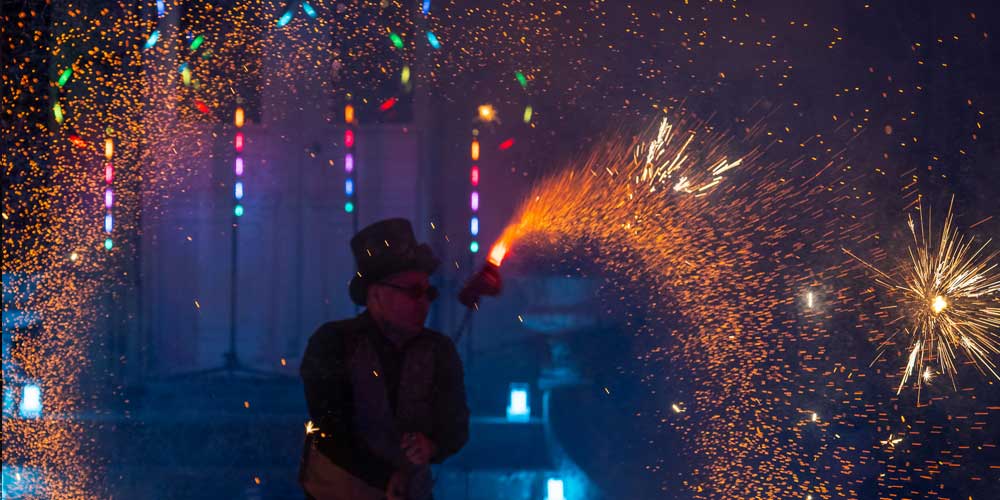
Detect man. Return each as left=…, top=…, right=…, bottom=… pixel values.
left=299, top=218, right=469, bottom=500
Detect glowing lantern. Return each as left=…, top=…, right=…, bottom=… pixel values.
left=507, top=383, right=530, bottom=421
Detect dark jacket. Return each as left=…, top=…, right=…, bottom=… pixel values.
left=300, top=312, right=470, bottom=490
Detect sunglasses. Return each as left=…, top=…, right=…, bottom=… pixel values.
left=377, top=282, right=439, bottom=302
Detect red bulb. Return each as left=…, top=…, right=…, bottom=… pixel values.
left=345, top=129, right=355, bottom=148
left=498, top=138, right=515, bottom=150
left=235, top=132, right=244, bottom=152
left=471, top=166, right=480, bottom=186
left=105, top=163, right=114, bottom=184
left=379, top=97, right=398, bottom=111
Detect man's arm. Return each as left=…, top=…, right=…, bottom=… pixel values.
left=429, top=338, right=470, bottom=463
left=300, top=325, right=394, bottom=488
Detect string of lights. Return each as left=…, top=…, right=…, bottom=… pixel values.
left=344, top=98, right=357, bottom=233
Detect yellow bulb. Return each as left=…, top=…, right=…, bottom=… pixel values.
left=344, top=104, right=354, bottom=124
left=931, top=295, right=947, bottom=314
left=471, top=139, right=480, bottom=161
left=234, top=107, right=245, bottom=128
left=104, top=138, right=113, bottom=160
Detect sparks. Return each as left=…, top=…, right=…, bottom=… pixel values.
left=845, top=197, right=1000, bottom=394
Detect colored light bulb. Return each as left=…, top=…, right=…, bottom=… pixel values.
left=235, top=132, right=244, bottom=152
left=234, top=107, right=244, bottom=128
left=345, top=201, right=355, bottom=213
left=144, top=30, right=160, bottom=50
left=345, top=153, right=354, bottom=173
left=105, top=188, right=113, bottom=209
left=345, top=179, right=354, bottom=196
left=234, top=204, right=245, bottom=217
left=470, top=241, right=479, bottom=253
left=277, top=10, right=294, bottom=27
left=57, top=68, right=72, bottom=87
left=471, top=166, right=480, bottom=186
left=389, top=33, right=404, bottom=49
left=471, top=191, right=479, bottom=211
left=344, top=104, right=354, bottom=124
left=345, top=129, right=355, bottom=148
left=471, top=217, right=479, bottom=236
left=235, top=181, right=244, bottom=200
left=471, top=139, right=480, bottom=161
left=235, top=157, right=244, bottom=176
left=426, top=31, right=441, bottom=49
left=303, top=2, right=317, bottom=18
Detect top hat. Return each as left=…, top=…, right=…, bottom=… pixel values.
left=348, top=218, right=440, bottom=306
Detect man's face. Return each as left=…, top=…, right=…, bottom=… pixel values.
left=368, top=270, right=434, bottom=333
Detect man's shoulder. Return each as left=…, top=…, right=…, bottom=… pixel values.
left=307, top=316, right=370, bottom=348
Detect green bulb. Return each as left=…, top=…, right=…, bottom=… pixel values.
left=58, top=68, right=72, bottom=87
left=189, top=35, right=204, bottom=51
left=470, top=241, right=479, bottom=253
left=345, top=201, right=355, bottom=213
left=389, top=33, right=404, bottom=49
left=104, top=238, right=113, bottom=250
left=234, top=204, right=244, bottom=217
left=515, top=71, right=527, bottom=89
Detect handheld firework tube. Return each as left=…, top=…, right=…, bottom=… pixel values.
left=458, top=262, right=502, bottom=308
left=458, top=242, right=506, bottom=308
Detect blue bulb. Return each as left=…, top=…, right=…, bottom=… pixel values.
left=426, top=31, right=441, bottom=49
left=470, top=241, right=479, bottom=253
left=235, top=181, right=244, bottom=200
left=144, top=30, right=160, bottom=50
left=345, top=201, right=355, bottom=213
left=422, top=0, right=431, bottom=15
left=345, top=179, right=354, bottom=196
left=234, top=204, right=244, bottom=217
left=302, top=1, right=317, bottom=18
left=470, top=216, right=479, bottom=236
left=277, top=10, right=294, bottom=27
left=104, top=214, right=113, bottom=233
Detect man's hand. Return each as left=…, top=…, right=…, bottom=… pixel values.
left=401, top=432, right=437, bottom=465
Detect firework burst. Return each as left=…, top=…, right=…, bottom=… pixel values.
left=845, top=197, right=1000, bottom=395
